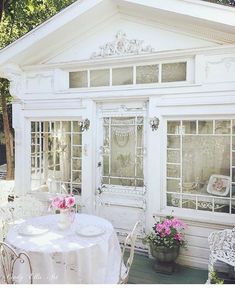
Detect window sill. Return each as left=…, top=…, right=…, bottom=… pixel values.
left=154, top=208, right=235, bottom=227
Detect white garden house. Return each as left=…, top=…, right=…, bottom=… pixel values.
left=0, top=0, right=235, bottom=270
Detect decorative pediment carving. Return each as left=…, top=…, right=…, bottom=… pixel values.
left=91, top=31, right=155, bottom=59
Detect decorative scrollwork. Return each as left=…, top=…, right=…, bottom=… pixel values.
left=0, top=242, right=33, bottom=284
left=91, top=31, right=155, bottom=59
left=207, top=228, right=235, bottom=283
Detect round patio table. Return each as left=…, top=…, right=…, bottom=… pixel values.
left=6, top=213, right=121, bottom=284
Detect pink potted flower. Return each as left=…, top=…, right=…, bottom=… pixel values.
left=144, top=216, right=187, bottom=272
left=50, top=194, right=76, bottom=230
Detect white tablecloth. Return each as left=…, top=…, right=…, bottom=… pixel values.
left=6, top=213, right=121, bottom=284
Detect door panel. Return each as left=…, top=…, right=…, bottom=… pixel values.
left=96, top=105, right=147, bottom=247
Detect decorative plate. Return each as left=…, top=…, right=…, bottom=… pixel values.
left=207, top=174, right=230, bottom=196
left=76, top=225, right=105, bottom=237
left=18, top=224, right=49, bottom=236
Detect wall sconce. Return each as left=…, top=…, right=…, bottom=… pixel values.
left=149, top=117, right=160, bottom=131
left=80, top=119, right=90, bottom=132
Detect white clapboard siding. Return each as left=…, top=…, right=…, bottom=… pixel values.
left=177, top=221, right=234, bottom=269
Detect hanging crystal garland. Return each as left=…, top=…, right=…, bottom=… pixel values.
left=112, top=126, right=135, bottom=148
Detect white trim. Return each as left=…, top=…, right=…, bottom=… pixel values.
left=22, top=44, right=235, bottom=71
left=0, top=0, right=235, bottom=72
left=154, top=208, right=235, bottom=227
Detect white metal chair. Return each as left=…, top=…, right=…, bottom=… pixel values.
left=118, top=221, right=140, bottom=284
left=0, top=241, right=33, bottom=284
left=8, top=196, right=47, bottom=220
left=0, top=180, right=14, bottom=206
left=207, top=228, right=235, bottom=284
left=0, top=206, right=13, bottom=241
left=0, top=196, right=48, bottom=241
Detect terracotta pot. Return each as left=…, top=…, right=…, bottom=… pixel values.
left=150, top=243, right=180, bottom=263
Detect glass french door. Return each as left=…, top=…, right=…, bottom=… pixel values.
left=96, top=109, right=147, bottom=243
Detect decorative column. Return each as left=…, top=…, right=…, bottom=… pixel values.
left=1, top=64, right=25, bottom=196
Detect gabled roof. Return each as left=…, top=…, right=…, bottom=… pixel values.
left=0, top=0, right=235, bottom=71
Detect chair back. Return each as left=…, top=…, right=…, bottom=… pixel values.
left=0, top=180, right=14, bottom=206
left=0, top=206, right=14, bottom=241
left=9, top=196, right=46, bottom=220
left=119, top=221, right=140, bottom=283
left=0, top=242, right=33, bottom=284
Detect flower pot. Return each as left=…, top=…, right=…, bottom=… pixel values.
left=150, top=244, right=180, bottom=263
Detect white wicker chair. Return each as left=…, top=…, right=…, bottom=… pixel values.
left=207, top=228, right=235, bottom=283
left=118, top=221, right=140, bottom=284
left=0, top=241, right=33, bottom=284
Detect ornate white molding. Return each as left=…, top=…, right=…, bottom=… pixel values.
left=91, top=31, right=155, bottom=59
left=205, top=57, right=235, bottom=78
left=1, top=64, right=22, bottom=99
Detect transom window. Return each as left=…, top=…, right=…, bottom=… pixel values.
left=102, top=116, right=144, bottom=189
left=166, top=119, right=235, bottom=214
left=69, top=61, right=187, bottom=88
left=31, top=121, right=82, bottom=197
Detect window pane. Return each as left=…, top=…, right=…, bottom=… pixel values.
left=167, top=179, right=180, bottom=192
left=167, top=135, right=180, bottom=148
left=183, top=121, right=196, bottom=134
left=167, top=164, right=180, bottom=178
left=162, top=62, right=187, bottom=83
left=112, top=67, right=133, bottom=86
left=31, top=121, right=82, bottom=197
left=215, top=120, right=231, bottom=134
left=198, top=120, right=213, bottom=134
left=69, top=71, right=88, bottom=88
left=167, top=121, right=180, bottom=134
left=90, top=69, right=110, bottom=87
left=182, top=195, right=196, bottom=209
left=102, top=116, right=144, bottom=188
left=182, top=136, right=230, bottom=195
left=136, top=65, right=158, bottom=84
left=167, top=150, right=180, bottom=163
left=167, top=193, right=180, bottom=207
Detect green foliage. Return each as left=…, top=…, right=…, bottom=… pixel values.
left=0, top=0, right=76, bottom=49
left=0, top=0, right=76, bottom=110
left=203, top=0, right=235, bottom=6
left=144, top=216, right=188, bottom=249
left=210, top=271, right=224, bottom=284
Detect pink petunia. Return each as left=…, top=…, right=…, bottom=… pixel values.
left=174, top=233, right=183, bottom=241
left=163, top=219, right=172, bottom=227
left=156, top=224, right=163, bottom=232
left=165, top=227, right=171, bottom=235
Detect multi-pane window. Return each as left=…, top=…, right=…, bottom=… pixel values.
left=166, top=119, right=235, bottom=214
left=102, top=117, right=144, bottom=189
left=31, top=121, right=82, bottom=196
left=69, top=61, right=187, bottom=88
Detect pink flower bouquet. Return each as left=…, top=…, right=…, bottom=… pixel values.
left=144, top=216, right=187, bottom=248
left=50, top=194, right=75, bottom=211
